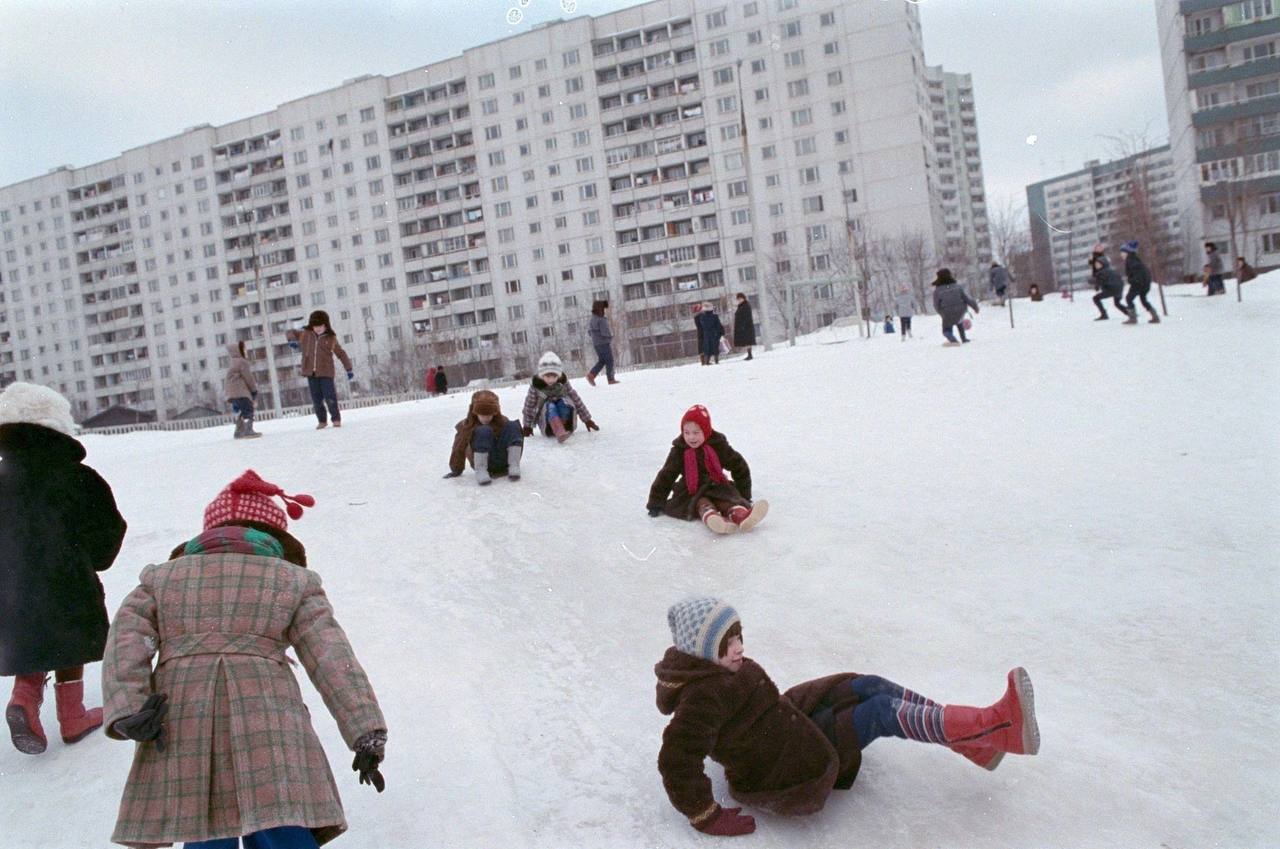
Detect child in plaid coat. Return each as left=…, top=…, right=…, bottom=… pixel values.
left=520, top=351, right=598, bottom=443
left=103, top=471, right=387, bottom=849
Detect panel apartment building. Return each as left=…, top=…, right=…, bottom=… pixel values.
left=0, top=0, right=953, bottom=421
left=925, top=65, right=991, bottom=286
left=1158, top=0, right=1280, bottom=275
left=1026, top=147, right=1185, bottom=291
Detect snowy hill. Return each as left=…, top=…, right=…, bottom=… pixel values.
left=4, top=280, right=1278, bottom=848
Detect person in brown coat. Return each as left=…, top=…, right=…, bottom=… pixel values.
left=223, top=340, right=261, bottom=440
left=656, top=597, right=1042, bottom=837
left=444, top=389, right=525, bottom=486
left=103, top=471, right=387, bottom=849
left=285, top=310, right=354, bottom=429
left=646, top=404, right=767, bottom=534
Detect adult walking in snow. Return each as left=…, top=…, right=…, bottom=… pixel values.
left=286, top=310, right=354, bottom=429
left=989, top=262, right=1011, bottom=306
left=445, top=390, right=524, bottom=485
left=655, top=597, right=1040, bottom=837
left=695, top=302, right=725, bottom=365
left=586, top=300, right=619, bottom=386
left=223, top=341, right=262, bottom=439
left=434, top=365, right=448, bottom=395
left=1204, top=242, right=1226, bottom=295
left=425, top=366, right=437, bottom=395
left=893, top=286, right=919, bottom=340
left=521, top=351, right=598, bottom=442
left=103, top=471, right=387, bottom=849
left=1119, top=241, right=1160, bottom=325
left=733, top=293, right=756, bottom=360
left=0, top=382, right=127, bottom=755
left=1089, top=250, right=1131, bottom=321
left=931, top=269, right=979, bottom=344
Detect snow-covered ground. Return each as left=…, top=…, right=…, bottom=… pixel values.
left=4, top=279, right=1278, bottom=848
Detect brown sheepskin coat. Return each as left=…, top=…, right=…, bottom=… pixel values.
left=448, top=389, right=512, bottom=475
left=655, top=649, right=861, bottom=823
left=103, top=553, right=385, bottom=848
left=646, top=432, right=752, bottom=519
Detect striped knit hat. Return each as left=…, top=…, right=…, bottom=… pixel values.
left=668, top=596, right=741, bottom=662
left=203, top=469, right=315, bottom=532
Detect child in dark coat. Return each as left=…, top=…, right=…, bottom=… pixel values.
left=655, top=597, right=1041, bottom=837
left=646, top=405, right=767, bottom=534
left=520, top=351, right=598, bottom=443
left=445, top=390, right=524, bottom=485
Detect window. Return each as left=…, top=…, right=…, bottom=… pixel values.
left=579, top=184, right=597, bottom=200
left=821, top=11, right=836, bottom=26
left=713, top=67, right=735, bottom=86
left=706, top=9, right=727, bottom=28
left=791, top=108, right=813, bottom=127
left=828, top=70, right=844, bottom=85
left=360, top=107, right=375, bottom=122
left=785, top=49, right=805, bottom=68
left=744, top=1, right=758, bottom=15
left=824, top=41, right=840, bottom=56
left=566, top=76, right=583, bottom=94
left=831, top=100, right=846, bottom=115
left=734, top=237, right=754, bottom=254
left=478, top=72, right=495, bottom=89
left=799, top=166, right=820, bottom=184
left=485, top=125, right=502, bottom=140
left=710, top=39, right=731, bottom=57
left=802, top=195, right=824, bottom=214
left=731, top=208, right=750, bottom=225
left=509, top=64, right=523, bottom=80
left=569, top=103, right=588, bottom=120
left=362, top=130, right=378, bottom=145
left=563, top=49, right=580, bottom=67
left=795, top=136, right=817, bottom=155
left=788, top=79, right=810, bottom=98
left=482, top=98, right=498, bottom=115
left=782, top=20, right=802, bottom=39
left=365, top=155, right=381, bottom=170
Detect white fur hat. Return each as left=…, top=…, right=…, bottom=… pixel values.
left=536, top=351, right=565, bottom=378
left=0, top=382, right=77, bottom=436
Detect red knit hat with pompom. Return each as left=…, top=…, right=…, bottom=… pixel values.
left=680, top=404, right=714, bottom=438
left=203, top=470, right=315, bottom=532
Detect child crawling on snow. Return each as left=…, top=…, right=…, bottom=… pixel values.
left=655, top=597, right=1041, bottom=837
left=646, top=404, right=767, bottom=534
left=520, top=351, right=599, bottom=443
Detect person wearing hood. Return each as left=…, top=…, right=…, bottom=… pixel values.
left=444, top=390, right=525, bottom=485
left=930, top=269, right=980, bottom=344
left=0, top=382, right=127, bottom=755
left=989, top=262, right=1012, bottom=307
left=586, top=300, right=619, bottom=386
left=893, top=286, right=919, bottom=340
left=654, top=597, right=1041, bottom=838
left=286, top=310, right=355, bottom=429
left=223, top=340, right=262, bottom=439
left=1089, top=248, right=1131, bottom=321
left=1119, top=240, right=1160, bottom=325
left=521, top=352, right=598, bottom=443
left=646, top=405, right=767, bottom=534
left=103, top=471, right=387, bottom=849
left=694, top=302, right=725, bottom=365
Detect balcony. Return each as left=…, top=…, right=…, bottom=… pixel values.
left=1188, top=55, right=1280, bottom=89
left=1191, top=93, right=1280, bottom=127
left=1185, top=17, right=1280, bottom=52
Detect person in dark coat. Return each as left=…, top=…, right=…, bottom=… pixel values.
left=1089, top=249, right=1131, bottom=321
left=586, top=300, right=619, bottom=386
left=655, top=597, right=1042, bottom=837
left=0, top=382, right=127, bottom=755
left=444, top=390, right=523, bottom=485
left=930, top=268, right=980, bottom=344
left=1119, top=240, right=1160, bottom=325
left=1028, top=284, right=1044, bottom=302
left=1236, top=256, right=1258, bottom=284
left=646, top=405, right=767, bottom=534
left=434, top=365, right=448, bottom=395
left=1204, top=242, right=1226, bottom=295
left=285, top=310, right=354, bottom=429
left=989, top=262, right=1012, bottom=306
left=694, top=302, right=725, bottom=365
left=732, top=293, right=756, bottom=360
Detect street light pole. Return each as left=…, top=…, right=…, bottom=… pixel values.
left=736, top=59, right=772, bottom=352
left=241, top=205, right=283, bottom=415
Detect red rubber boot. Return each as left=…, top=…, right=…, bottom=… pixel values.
left=6, top=673, right=47, bottom=754
left=942, top=667, right=1040, bottom=755
left=55, top=679, right=103, bottom=745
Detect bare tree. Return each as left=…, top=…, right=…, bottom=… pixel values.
left=1102, top=130, right=1181, bottom=314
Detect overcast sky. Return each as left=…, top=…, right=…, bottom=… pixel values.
left=0, top=0, right=1168, bottom=211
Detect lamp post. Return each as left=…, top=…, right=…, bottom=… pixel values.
left=238, top=203, right=283, bottom=415
left=736, top=59, right=772, bottom=352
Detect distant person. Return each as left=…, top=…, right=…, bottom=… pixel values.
left=434, top=365, right=448, bottom=395
left=1119, top=241, right=1160, bottom=325
left=1236, top=256, right=1257, bottom=284
left=883, top=314, right=896, bottom=334
left=1204, top=242, right=1226, bottom=295
left=1089, top=251, right=1131, bottom=322
left=1028, top=284, right=1043, bottom=302
left=286, top=310, right=355, bottom=429
left=586, top=300, right=619, bottom=386
left=733, top=293, right=757, bottom=360
left=931, top=268, right=979, bottom=344
left=894, top=286, right=919, bottom=340
left=223, top=341, right=262, bottom=440
left=989, top=262, right=1011, bottom=306
left=695, top=302, right=725, bottom=365
left=425, top=366, right=437, bottom=395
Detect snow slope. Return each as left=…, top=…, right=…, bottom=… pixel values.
left=3, top=280, right=1278, bottom=849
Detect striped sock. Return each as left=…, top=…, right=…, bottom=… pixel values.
left=895, top=699, right=950, bottom=745
left=901, top=687, right=940, bottom=708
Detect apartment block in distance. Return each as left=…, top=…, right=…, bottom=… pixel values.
left=0, top=0, right=957, bottom=421
left=1157, top=0, right=1280, bottom=273
left=925, top=65, right=991, bottom=287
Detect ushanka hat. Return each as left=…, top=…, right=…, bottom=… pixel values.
left=203, top=469, right=315, bottom=532
left=668, top=597, right=741, bottom=661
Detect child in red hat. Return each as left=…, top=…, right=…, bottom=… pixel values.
left=646, top=405, right=768, bottom=534
left=102, top=470, right=387, bottom=849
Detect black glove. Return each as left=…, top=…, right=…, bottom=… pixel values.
left=443, top=470, right=462, bottom=479
left=522, top=425, right=534, bottom=438
left=647, top=506, right=663, bottom=518
left=585, top=420, right=600, bottom=432
left=352, top=730, right=386, bottom=792
left=113, top=693, right=169, bottom=752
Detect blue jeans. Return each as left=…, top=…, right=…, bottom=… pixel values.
left=589, top=343, right=615, bottom=380
left=543, top=399, right=574, bottom=432
left=306, top=376, right=339, bottom=423
left=229, top=397, right=254, bottom=421
left=472, top=420, right=524, bottom=472
left=832, top=675, right=940, bottom=749
left=184, top=826, right=318, bottom=849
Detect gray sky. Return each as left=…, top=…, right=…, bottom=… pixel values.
left=0, top=0, right=1168, bottom=212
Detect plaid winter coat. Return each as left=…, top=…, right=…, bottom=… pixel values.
left=103, top=553, right=385, bottom=848
left=520, top=374, right=591, bottom=430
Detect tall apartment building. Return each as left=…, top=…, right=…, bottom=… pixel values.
left=0, top=0, right=951, bottom=421
left=1157, top=0, right=1280, bottom=275
left=926, top=66, right=991, bottom=287
left=1026, top=146, right=1185, bottom=290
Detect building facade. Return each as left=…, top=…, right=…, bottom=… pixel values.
left=1, top=0, right=960, bottom=420
left=926, top=66, right=991, bottom=288
left=1158, top=0, right=1280, bottom=275
left=1027, top=146, right=1185, bottom=291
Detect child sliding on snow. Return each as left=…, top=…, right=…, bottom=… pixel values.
left=655, top=597, right=1041, bottom=837
left=646, top=405, right=767, bottom=534
left=520, top=351, right=598, bottom=443
left=445, top=390, right=525, bottom=485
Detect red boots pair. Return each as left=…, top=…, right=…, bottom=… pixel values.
left=6, top=673, right=103, bottom=754
left=700, top=500, right=770, bottom=534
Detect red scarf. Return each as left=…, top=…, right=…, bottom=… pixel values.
left=683, top=443, right=727, bottom=495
